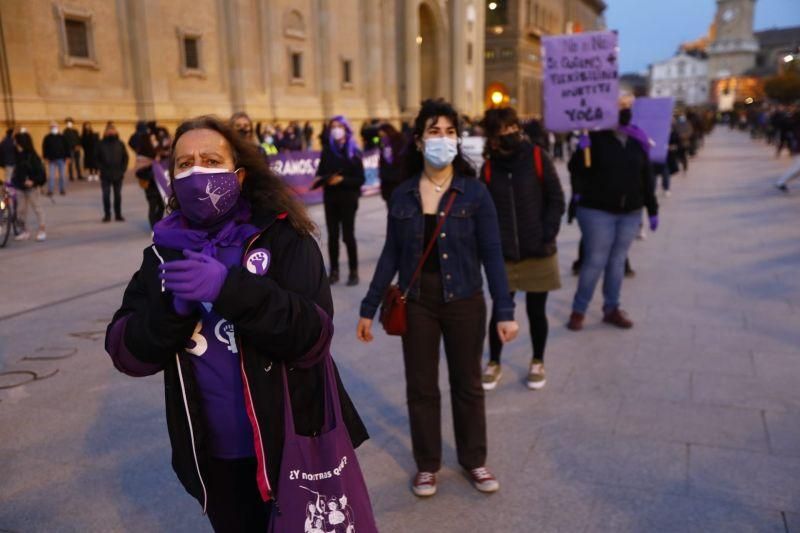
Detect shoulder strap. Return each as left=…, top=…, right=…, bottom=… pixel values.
left=534, top=146, right=544, bottom=184
left=403, top=190, right=457, bottom=299
left=483, top=160, right=492, bottom=184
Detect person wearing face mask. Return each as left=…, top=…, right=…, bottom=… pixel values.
left=42, top=121, right=70, bottom=196
left=478, top=110, right=565, bottom=391
left=314, top=115, right=365, bottom=286
left=63, top=117, right=83, bottom=181
left=230, top=112, right=268, bottom=161
left=96, top=122, right=129, bottom=222
left=377, top=122, right=407, bottom=204
left=566, top=108, right=658, bottom=331
left=104, top=115, right=369, bottom=531
left=357, top=99, right=519, bottom=498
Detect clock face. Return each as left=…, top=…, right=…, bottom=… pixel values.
left=722, top=7, right=738, bottom=23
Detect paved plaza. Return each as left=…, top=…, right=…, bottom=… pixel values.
left=1, top=128, right=799, bottom=532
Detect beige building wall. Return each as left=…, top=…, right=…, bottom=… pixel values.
left=0, top=0, right=484, bottom=148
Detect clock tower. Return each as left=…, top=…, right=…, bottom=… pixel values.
left=707, top=0, right=758, bottom=79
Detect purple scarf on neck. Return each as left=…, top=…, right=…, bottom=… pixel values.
left=619, top=124, right=653, bottom=155
left=152, top=199, right=260, bottom=257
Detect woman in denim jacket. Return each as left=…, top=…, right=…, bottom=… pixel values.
left=356, top=99, right=519, bottom=498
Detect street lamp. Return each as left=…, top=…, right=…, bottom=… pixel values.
left=488, top=2, right=498, bottom=10
left=491, top=91, right=504, bottom=105
left=784, top=54, right=794, bottom=64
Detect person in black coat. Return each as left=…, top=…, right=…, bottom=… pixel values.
left=105, top=116, right=368, bottom=531
left=81, top=122, right=100, bottom=181
left=63, top=117, right=83, bottom=181
left=314, top=115, right=366, bottom=286
left=566, top=109, right=658, bottom=331
left=377, top=122, right=406, bottom=204
left=479, top=109, right=565, bottom=391
left=10, top=132, right=47, bottom=241
left=96, top=122, right=129, bottom=222
left=41, top=121, right=70, bottom=196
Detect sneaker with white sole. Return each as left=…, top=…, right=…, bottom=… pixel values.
left=468, top=466, right=499, bottom=493
left=527, top=359, right=546, bottom=390
left=35, top=230, right=46, bottom=242
left=14, top=230, right=30, bottom=241
left=481, top=361, right=502, bottom=390
left=411, top=471, right=437, bottom=497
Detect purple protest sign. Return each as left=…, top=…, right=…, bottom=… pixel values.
left=632, top=97, right=675, bottom=164
left=542, top=31, right=620, bottom=133
left=269, top=151, right=323, bottom=205
left=151, top=160, right=173, bottom=205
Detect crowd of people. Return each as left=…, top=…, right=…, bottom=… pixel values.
left=743, top=104, right=800, bottom=191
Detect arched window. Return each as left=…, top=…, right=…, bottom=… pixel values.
left=284, top=9, right=306, bottom=39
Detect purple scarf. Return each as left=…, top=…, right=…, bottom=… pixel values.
left=619, top=124, right=652, bottom=155
left=152, top=199, right=260, bottom=257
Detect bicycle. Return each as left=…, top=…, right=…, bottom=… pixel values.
left=0, top=181, right=22, bottom=248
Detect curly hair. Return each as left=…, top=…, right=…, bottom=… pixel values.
left=168, top=115, right=316, bottom=235
left=403, top=98, right=477, bottom=180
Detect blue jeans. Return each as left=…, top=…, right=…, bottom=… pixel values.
left=572, top=207, right=641, bottom=314
left=48, top=159, right=66, bottom=194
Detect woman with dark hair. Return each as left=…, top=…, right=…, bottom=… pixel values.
left=81, top=122, right=100, bottom=181
left=479, top=109, right=565, bottom=391
left=377, top=122, right=406, bottom=204
left=357, top=99, right=518, bottom=497
left=314, top=115, right=365, bottom=286
left=105, top=115, right=368, bottom=532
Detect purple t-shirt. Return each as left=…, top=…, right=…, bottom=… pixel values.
left=184, top=244, right=255, bottom=459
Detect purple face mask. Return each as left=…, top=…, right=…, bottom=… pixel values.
left=173, top=166, right=241, bottom=226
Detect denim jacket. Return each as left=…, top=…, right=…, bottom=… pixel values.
left=360, top=174, right=515, bottom=322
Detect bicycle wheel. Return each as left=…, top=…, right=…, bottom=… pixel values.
left=0, top=198, right=10, bottom=248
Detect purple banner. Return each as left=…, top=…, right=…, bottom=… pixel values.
left=632, top=97, right=675, bottom=164
left=542, top=31, right=619, bottom=132
left=269, top=151, right=323, bottom=204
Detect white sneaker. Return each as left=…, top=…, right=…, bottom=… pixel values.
left=526, top=360, right=546, bottom=390
left=481, top=361, right=502, bottom=391
left=35, top=230, right=46, bottom=241
left=468, top=467, right=499, bottom=493
left=637, top=227, right=647, bottom=240
left=14, top=231, right=30, bottom=241
left=665, top=190, right=672, bottom=198
left=411, top=471, right=437, bottom=497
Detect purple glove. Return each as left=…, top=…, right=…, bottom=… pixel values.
left=173, top=296, right=197, bottom=316
left=160, top=249, right=228, bottom=303
left=578, top=134, right=591, bottom=150
left=649, top=215, right=659, bottom=232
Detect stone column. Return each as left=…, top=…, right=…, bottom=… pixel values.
left=317, top=0, right=335, bottom=119
left=403, top=0, right=421, bottom=116
left=450, top=0, right=466, bottom=111
left=223, top=0, right=246, bottom=112
left=363, top=0, right=383, bottom=117
left=123, top=0, right=155, bottom=120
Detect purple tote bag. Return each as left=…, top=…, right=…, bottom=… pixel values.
left=269, top=356, right=378, bottom=533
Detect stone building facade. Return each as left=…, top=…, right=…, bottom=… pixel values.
left=649, top=52, right=710, bottom=107
left=483, top=0, right=605, bottom=119
left=707, top=0, right=759, bottom=79
left=0, top=0, right=486, bottom=143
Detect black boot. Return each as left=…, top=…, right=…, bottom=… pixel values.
left=346, top=272, right=359, bottom=286
left=329, top=270, right=340, bottom=285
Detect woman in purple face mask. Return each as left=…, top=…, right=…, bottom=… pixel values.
left=104, top=115, right=369, bottom=532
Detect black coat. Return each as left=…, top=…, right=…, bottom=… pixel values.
left=63, top=127, right=81, bottom=150
left=42, top=133, right=69, bottom=160
left=96, top=137, right=129, bottom=182
left=0, top=135, right=15, bottom=167
left=105, top=212, right=369, bottom=510
left=316, top=145, right=365, bottom=204
left=569, top=130, right=658, bottom=216
left=481, top=140, right=566, bottom=260
left=11, top=151, right=46, bottom=189
left=81, top=131, right=100, bottom=168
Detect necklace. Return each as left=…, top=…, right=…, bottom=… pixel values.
left=424, top=172, right=452, bottom=193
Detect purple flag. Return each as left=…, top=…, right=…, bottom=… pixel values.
left=152, top=160, right=173, bottom=205
left=632, top=97, right=675, bottom=164
left=542, top=31, right=619, bottom=133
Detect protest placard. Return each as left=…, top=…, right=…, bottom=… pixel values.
left=542, top=31, right=620, bottom=133
left=632, top=97, right=675, bottom=164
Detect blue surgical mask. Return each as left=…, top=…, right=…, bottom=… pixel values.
left=423, top=137, right=458, bottom=169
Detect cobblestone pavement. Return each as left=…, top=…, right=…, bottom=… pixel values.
left=1, top=128, right=799, bottom=532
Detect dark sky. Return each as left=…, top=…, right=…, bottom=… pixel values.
left=605, top=0, right=800, bottom=73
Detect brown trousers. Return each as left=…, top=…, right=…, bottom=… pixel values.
left=401, top=272, right=488, bottom=472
